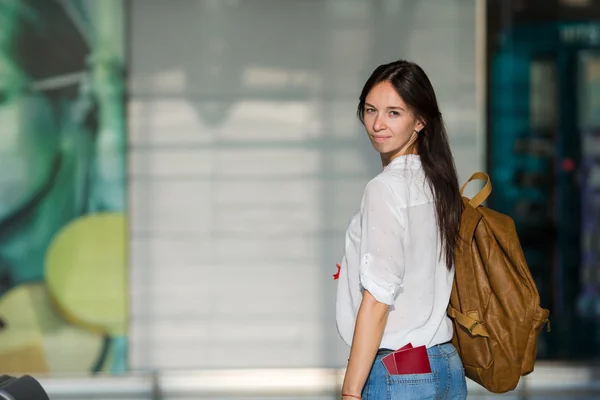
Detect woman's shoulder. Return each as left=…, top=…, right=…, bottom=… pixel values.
left=362, top=173, right=409, bottom=209
left=364, top=168, right=431, bottom=208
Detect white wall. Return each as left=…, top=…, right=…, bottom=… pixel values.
left=128, top=0, right=483, bottom=370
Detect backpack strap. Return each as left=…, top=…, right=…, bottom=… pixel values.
left=460, top=172, right=492, bottom=209
left=448, top=305, right=490, bottom=337
left=449, top=202, right=491, bottom=338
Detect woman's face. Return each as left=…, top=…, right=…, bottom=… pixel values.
left=362, top=80, right=424, bottom=158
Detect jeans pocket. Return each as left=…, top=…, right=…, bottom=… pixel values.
left=386, top=372, right=439, bottom=400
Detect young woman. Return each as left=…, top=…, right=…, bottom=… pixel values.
left=335, top=60, right=467, bottom=399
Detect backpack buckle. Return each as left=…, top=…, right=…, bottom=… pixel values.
left=468, top=321, right=480, bottom=334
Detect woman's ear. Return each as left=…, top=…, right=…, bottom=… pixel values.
left=415, top=119, right=426, bottom=133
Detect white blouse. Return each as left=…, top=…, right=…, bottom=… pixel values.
left=335, top=154, right=454, bottom=351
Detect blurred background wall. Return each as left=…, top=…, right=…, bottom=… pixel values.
left=127, top=0, right=484, bottom=371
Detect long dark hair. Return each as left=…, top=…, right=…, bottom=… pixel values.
left=357, top=60, right=462, bottom=271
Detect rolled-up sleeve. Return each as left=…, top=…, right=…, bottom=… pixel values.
left=358, top=179, right=405, bottom=305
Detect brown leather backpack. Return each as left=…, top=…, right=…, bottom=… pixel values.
left=448, top=172, right=550, bottom=393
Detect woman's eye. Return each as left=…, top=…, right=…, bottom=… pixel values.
left=365, top=108, right=375, bottom=114
left=389, top=111, right=400, bottom=117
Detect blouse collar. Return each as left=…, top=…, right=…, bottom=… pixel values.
left=384, top=154, right=422, bottom=171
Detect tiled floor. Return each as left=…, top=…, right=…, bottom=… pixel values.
left=40, top=392, right=600, bottom=400
left=37, top=365, right=600, bottom=400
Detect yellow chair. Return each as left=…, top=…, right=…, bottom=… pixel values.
left=45, top=212, right=128, bottom=372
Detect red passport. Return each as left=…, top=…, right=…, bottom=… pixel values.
left=381, top=343, right=411, bottom=374
left=381, top=343, right=431, bottom=375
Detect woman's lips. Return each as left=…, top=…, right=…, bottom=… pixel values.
left=372, top=135, right=390, bottom=143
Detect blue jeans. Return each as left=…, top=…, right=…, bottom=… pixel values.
left=361, top=342, right=467, bottom=399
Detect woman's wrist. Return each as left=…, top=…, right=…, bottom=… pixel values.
left=341, top=384, right=362, bottom=396
left=342, top=380, right=363, bottom=397
left=342, top=394, right=362, bottom=400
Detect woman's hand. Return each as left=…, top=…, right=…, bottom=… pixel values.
left=341, top=289, right=390, bottom=397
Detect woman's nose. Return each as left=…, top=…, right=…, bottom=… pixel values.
left=373, top=116, right=386, bottom=131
